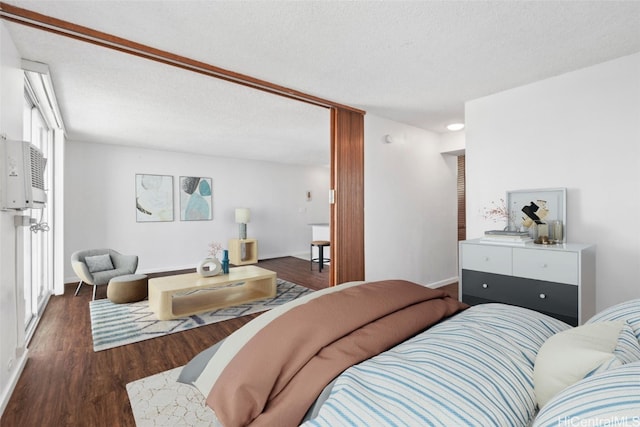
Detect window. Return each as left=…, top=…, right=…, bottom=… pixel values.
left=22, top=74, right=55, bottom=339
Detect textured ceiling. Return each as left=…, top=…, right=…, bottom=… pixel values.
left=3, top=1, right=640, bottom=165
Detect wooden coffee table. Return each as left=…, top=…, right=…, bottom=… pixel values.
left=148, top=265, right=277, bottom=320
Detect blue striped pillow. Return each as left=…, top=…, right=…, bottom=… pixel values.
left=586, top=298, right=640, bottom=342
left=532, top=361, right=640, bottom=427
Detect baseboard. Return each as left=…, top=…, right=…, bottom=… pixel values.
left=63, top=255, right=312, bottom=285
left=0, top=349, right=28, bottom=419
left=290, top=251, right=310, bottom=261
left=64, top=262, right=202, bottom=284
left=427, top=276, right=458, bottom=289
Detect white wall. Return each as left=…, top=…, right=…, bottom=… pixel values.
left=64, top=141, right=330, bottom=280
left=364, top=114, right=459, bottom=287
left=440, top=131, right=465, bottom=155
left=466, top=53, right=640, bottom=311
left=0, top=20, right=29, bottom=416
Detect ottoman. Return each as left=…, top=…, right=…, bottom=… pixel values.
left=107, top=274, right=148, bottom=304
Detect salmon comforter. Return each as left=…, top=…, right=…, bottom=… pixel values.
left=203, top=280, right=467, bottom=427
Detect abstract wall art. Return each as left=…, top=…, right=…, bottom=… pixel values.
left=135, top=174, right=174, bottom=222
left=506, top=187, right=566, bottom=240
left=179, top=176, right=213, bottom=221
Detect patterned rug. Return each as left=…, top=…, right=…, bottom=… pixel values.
left=90, top=278, right=312, bottom=352
left=126, top=366, right=220, bottom=426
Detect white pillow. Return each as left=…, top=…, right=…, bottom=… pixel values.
left=85, top=254, right=114, bottom=273
left=533, top=320, right=640, bottom=408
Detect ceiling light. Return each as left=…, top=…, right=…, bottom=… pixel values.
left=447, top=123, right=465, bottom=131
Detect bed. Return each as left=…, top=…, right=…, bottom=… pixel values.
left=130, top=280, right=640, bottom=426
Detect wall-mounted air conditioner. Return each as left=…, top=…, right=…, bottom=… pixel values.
left=0, top=139, right=47, bottom=210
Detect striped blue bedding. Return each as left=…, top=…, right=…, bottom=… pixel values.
left=301, top=303, right=569, bottom=427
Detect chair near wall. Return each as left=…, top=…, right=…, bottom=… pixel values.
left=310, top=240, right=331, bottom=272
left=71, top=249, right=138, bottom=300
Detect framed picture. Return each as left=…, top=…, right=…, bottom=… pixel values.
left=507, top=188, right=567, bottom=241
left=179, top=176, right=213, bottom=221
left=135, top=174, right=174, bottom=222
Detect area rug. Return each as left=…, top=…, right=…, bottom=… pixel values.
left=126, top=366, right=220, bottom=426
left=90, top=279, right=312, bottom=352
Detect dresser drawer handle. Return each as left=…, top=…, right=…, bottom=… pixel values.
left=484, top=256, right=490, bottom=262
left=539, top=293, right=546, bottom=299
left=541, top=263, right=548, bottom=268
left=482, top=283, right=488, bottom=289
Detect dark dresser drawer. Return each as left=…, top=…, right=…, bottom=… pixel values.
left=461, top=269, right=578, bottom=326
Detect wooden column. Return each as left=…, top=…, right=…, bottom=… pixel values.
left=330, top=108, right=365, bottom=286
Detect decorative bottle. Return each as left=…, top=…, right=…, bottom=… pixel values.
left=222, top=249, right=229, bottom=274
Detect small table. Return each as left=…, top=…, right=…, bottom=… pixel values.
left=148, top=266, right=276, bottom=320
left=228, top=238, right=258, bottom=265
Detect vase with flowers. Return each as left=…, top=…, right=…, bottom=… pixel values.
left=481, top=198, right=521, bottom=231
left=482, top=198, right=528, bottom=232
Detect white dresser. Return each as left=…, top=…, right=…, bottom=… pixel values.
left=459, top=239, right=596, bottom=325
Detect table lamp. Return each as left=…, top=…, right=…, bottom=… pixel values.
left=235, top=208, right=251, bottom=240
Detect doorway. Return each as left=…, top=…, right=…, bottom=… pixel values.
left=457, top=155, right=466, bottom=241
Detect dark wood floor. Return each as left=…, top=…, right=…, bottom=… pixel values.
left=1, top=257, right=457, bottom=426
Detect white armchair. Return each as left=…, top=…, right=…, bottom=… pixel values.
left=71, top=249, right=138, bottom=300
